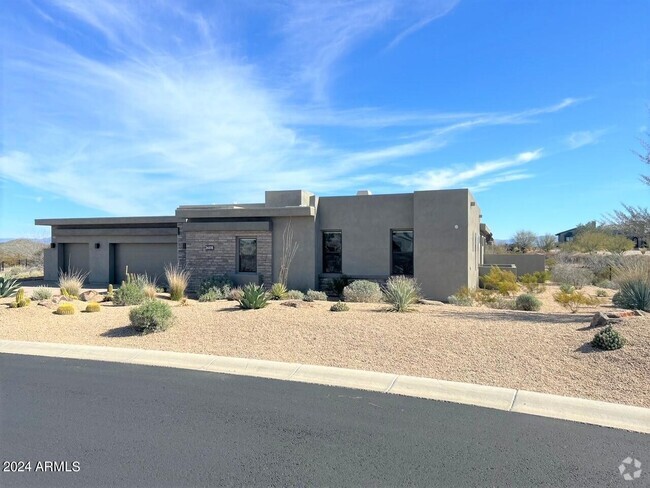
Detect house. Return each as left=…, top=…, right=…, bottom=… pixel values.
left=36, top=188, right=491, bottom=301
left=555, top=227, right=577, bottom=243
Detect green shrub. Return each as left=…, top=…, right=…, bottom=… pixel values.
left=198, top=274, right=234, bottom=296
left=595, top=289, right=608, bottom=297
left=553, top=289, right=598, bottom=313
left=269, top=282, right=288, bottom=300
left=591, top=326, right=625, bottom=350
left=286, top=290, right=305, bottom=300
left=54, top=303, right=76, bottom=315
left=0, top=276, right=20, bottom=298
left=32, top=286, right=53, bottom=301
left=447, top=286, right=474, bottom=306
left=551, top=264, right=594, bottom=289
left=58, top=269, right=87, bottom=297
left=520, top=274, right=545, bottom=293
left=85, top=302, right=101, bottom=313
left=559, top=283, right=575, bottom=294
left=198, top=288, right=225, bottom=302
left=480, top=267, right=518, bottom=295
left=533, top=270, right=552, bottom=283
left=330, top=301, right=349, bottom=312
left=330, top=275, right=350, bottom=297
left=129, top=300, right=173, bottom=334
left=486, top=297, right=517, bottom=310
left=238, top=284, right=269, bottom=309
left=595, top=280, right=618, bottom=290
left=382, top=276, right=421, bottom=312
left=165, top=264, right=190, bottom=301
left=343, top=280, right=382, bottom=303
left=113, top=281, right=146, bottom=306
left=515, top=294, right=542, bottom=311
left=305, top=289, right=328, bottom=301
left=612, top=280, right=650, bottom=312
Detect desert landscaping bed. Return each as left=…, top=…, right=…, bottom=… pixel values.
left=1, top=284, right=648, bottom=408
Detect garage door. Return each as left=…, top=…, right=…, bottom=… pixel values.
left=114, top=243, right=177, bottom=284
left=62, top=243, right=89, bottom=275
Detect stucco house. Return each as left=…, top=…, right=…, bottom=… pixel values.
left=36, top=188, right=491, bottom=300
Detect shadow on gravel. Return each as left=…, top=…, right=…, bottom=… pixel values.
left=435, top=309, right=590, bottom=325
left=575, top=342, right=603, bottom=354
left=216, top=306, right=244, bottom=313
left=101, top=325, right=140, bottom=337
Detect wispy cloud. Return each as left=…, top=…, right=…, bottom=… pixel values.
left=565, top=129, right=608, bottom=149
left=393, top=150, right=543, bottom=191
left=0, top=1, right=577, bottom=217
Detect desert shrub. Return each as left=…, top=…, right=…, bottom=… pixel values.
left=330, top=275, right=350, bottom=297
left=31, top=286, right=53, bottom=301
left=519, top=274, right=545, bottom=293
left=591, top=326, right=625, bottom=350
left=551, top=264, right=594, bottom=289
left=595, top=289, right=608, bottom=297
left=54, top=303, right=76, bottom=315
left=238, top=284, right=269, bottom=309
left=129, top=300, right=173, bottom=334
left=143, top=284, right=157, bottom=299
left=165, top=264, right=190, bottom=301
left=0, top=276, right=20, bottom=298
left=343, top=280, right=382, bottom=303
left=113, top=281, right=146, bottom=306
left=330, top=301, right=349, bottom=312
left=383, top=276, right=421, bottom=312
left=570, top=231, right=634, bottom=253
left=228, top=287, right=243, bottom=301
left=270, top=282, right=288, bottom=300
left=595, top=279, right=618, bottom=290
left=303, top=295, right=314, bottom=302
left=486, top=297, right=517, bottom=310
left=612, top=281, right=650, bottom=311
left=447, top=286, right=474, bottom=306
left=533, top=270, right=552, bottom=283
left=198, top=288, right=225, bottom=302
left=515, top=294, right=542, bottom=311
left=559, top=283, right=575, bottom=294
left=198, top=274, right=234, bottom=296
left=85, top=302, right=101, bottom=313
left=286, top=290, right=305, bottom=300
left=480, top=267, right=518, bottom=295
left=58, top=269, right=87, bottom=297
left=553, top=289, right=598, bottom=313
left=305, top=289, right=327, bottom=301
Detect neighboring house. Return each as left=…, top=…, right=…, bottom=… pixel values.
left=555, top=227, right=577, bottom=243
left=36, top=188, right=491, bottom=300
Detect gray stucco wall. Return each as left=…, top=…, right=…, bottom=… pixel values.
left=413, top=189, right=473, bottom=300
left=316, top=193, right=414, bottom=278
left=271, top=216, right=316, bottom=291
left=483, top=254, right=546, bottom=276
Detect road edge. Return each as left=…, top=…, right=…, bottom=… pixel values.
left=0, top=339, right=648, bottom=434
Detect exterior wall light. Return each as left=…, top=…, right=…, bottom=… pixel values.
left=95, top=243, right=101, bottom=249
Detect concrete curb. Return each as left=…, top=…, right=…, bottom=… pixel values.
left=0, top=340, right=648, bottom=434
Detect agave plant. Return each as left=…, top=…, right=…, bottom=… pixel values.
left=0, top=276, right=20, bottom=298
left=612, top=280, right=650, bottom=312
left=238, top=283, right=269, bottom=310
left=269, top=282, right=288, bottom=300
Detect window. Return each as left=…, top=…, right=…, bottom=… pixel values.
left=391, top=230, right=413, bottom=275
left=238, top=238, right=257, bottom=273
left=322, top=231, right=342, bottom=273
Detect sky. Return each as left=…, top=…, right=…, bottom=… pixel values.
left=0, top=0, right=648, bottom=240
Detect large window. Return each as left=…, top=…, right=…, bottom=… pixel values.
left=238, top=238, right=257, bottom=273
left=322, top=231, right=342, bottom=273
left=391, top=230, right=413, bottom=276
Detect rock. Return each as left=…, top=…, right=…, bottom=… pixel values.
left=79, top=290, right=103, bottom=302
left=281, top=300, right=314, bottom=308
left=419, top=299, right=444, bottom=306
left=590, top=312, right=610, bottom=328
left=634, top=309, right=646, bottom=316
left=38, top=298, right=61, bottom=310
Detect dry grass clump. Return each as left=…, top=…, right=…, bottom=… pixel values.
left=58, top=269, right=87, bottom=297
left=164, top=264, right=190, bottom=301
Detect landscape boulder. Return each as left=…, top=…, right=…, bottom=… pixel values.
left=79, top=290, right=103, bottom=302
left=590, top=311, right=623, bottom=328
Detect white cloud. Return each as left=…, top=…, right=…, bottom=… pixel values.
left=394, top=150, right=543, bottom=191
left=565, top=129, right=607, bottom=149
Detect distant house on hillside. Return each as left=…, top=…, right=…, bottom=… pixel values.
left=555, top=227, right=577, bottom=243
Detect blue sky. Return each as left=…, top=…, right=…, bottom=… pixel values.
left=1, top=0, right=648, bottom=240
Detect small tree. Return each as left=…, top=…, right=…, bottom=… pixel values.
left=536, top=234, right=556, bottom=252
left=278, top=219, right=299, bottom=286
left=512, top=230, right=537, bottom=253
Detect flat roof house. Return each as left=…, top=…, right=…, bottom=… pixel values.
left=36, top=188, right=491, bottom=301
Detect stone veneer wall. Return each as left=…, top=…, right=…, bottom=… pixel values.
left=183, top=229, right=272, bottom=291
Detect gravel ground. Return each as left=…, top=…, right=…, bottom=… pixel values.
left=1, top=284, right=648, bottom=408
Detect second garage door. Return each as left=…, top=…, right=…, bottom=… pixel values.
left=113, top=243, right=177, bottom=284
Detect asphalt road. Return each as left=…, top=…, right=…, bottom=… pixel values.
left=0, top=353, right=648, bottom=487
